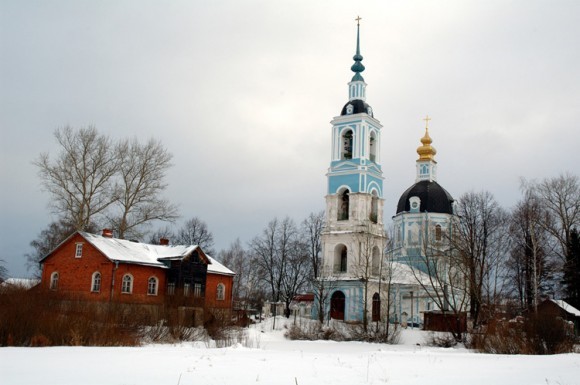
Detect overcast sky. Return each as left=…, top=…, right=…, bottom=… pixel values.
left=1, top=0, right=579, bottom=278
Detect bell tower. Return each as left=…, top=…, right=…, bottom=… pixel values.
left=319, top=18, right=387, bottom=322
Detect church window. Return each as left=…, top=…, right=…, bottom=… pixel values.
left=435, top=225, right=442, bottom=241
left=372, top=293, right=380, bottom=322
left=50, top=272, right=59, bottom=290
left=371, top=246, right=380, bottom=275
left=346, top=104, right=354, bottom=114
left=338, top=189, right=349, bottom=221
left=341, top=130, right=353, bottom=160
left=334, top=244, right=348, bottom=273
left=91, top=272, right=101, bottom=292
left=121, top=274, right=133, bottom=294
left=147, top=277, right=158, bottom=296
left=370, top=190, right=378, bottom=223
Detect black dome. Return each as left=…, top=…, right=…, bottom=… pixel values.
left=341, top=99, right=373, bottom=117
left=396, top=180, right=454, bottom=214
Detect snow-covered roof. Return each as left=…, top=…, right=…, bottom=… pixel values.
left=78, top=232, right=234, bottom=276
left=550, top=299, right=580, bottom=317
left=0, top=278, right=40, bottom=289
left=389, top=262, right=433, bottom=286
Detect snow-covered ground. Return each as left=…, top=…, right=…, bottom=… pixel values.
left=1, top=317, right=579, bottom=385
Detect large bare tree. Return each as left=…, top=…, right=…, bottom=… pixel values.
left=112, top=138, right=178, bottom=239
left=301, top=211, right=324, bottom=279
left=508, top=188, right=555, bottom=310
left=34, top=126, right=178, bottom=240
left=453, top=191, right=510, bottom=326
left=34, top=126, right=119, bottom=230
left=173, top=217, right=215, bottom=255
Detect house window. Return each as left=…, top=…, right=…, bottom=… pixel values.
left=167, top=282, right=175, bottom=295
left=194, top=283, right=202, bottom=298
left=147, top=277, right=158, bottom=296
left=184, top=283, right=190, bottom=297
left=75, top=243, right=83, bottom=258
left=91, top=272, right=101, bottom=292
left=121, top=274, right=133, bottom=294
left=216, top=283, right=225, bottom=301
left=50, top=272, right=59, bottom=290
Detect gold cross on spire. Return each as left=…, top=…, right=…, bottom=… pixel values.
left=355, top=16, right=362, bottom=26
left=423, top=115, right=432, bottom=130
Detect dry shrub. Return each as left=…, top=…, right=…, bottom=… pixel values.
left=472, top=313, right=575, bottom=355
left=426, top=332, right=458, bottom=348
left=285, top=320, right=400, bottom=344
left=0, top=288, right=141, bottom=346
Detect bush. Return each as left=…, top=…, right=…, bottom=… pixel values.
left=285, top=320, right=401, bottom=344
left=472, top=313, right=575, bottom=355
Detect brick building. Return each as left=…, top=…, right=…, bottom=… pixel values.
left=40, top=230, right=235, bottom=315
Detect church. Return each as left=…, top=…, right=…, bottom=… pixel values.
left=314, top=19, right=461, bottom=327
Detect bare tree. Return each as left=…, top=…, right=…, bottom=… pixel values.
left=453, top=191, right=510, bottom=326
left=25, top=219, right=90, bottom=276
left=352, top=220, right=386, bottom=331
left=0, top=259, right=8, bottom=282
left=301, top=211, right=324, bottom=279
left=404, top=219, right=469, bottom=341
left=508, top=189, right=555, bottom=310
left=147, top=226, right=175, bottom=245
left=173, top=217, right=215, bottom=254
left=34, top=126, right=119, bottom=230
left=250, top=217, right=309, bottom=317
left=312, top=266, right=339, bottom=324
left=530, top=173, right=580, bottom=263
left=217, top=238, right=262, bottom=310
left=112, top=138, right=178, bottom=239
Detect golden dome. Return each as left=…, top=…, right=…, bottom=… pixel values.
left=416, top=127, right=437, bottom=161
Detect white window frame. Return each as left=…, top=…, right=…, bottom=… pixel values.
left=50, top=272, right=59, bottom=290
left=75, top=243, right=83, bottom=258
left=147, top=277, right=158, bottom=296
left=121, top=274, right=133, bottom=294
left=91, top=272, right=101, bottom=292
left=216, top=283, right=225, bottom=301
left=167, top=282, right=175, bottom=295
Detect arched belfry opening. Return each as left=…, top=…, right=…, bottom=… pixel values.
left=338, top=189, right=350, bottom=221
left=330, top=291, right=346, bottom=320
left=341, top=129, right=353, bottom=160
left=369, top=131, right=377, bottom=162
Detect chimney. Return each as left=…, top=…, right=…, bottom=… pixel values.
left=159, top=238, right=169, bottom=246
left=102, top=229, right=113, bottom=238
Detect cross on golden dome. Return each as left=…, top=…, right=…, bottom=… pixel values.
left=417, top=115, right=437, bottom=161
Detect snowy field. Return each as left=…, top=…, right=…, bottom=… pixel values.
left=1, top=318, right=579, bottom=385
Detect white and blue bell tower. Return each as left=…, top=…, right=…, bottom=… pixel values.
left=318, top=19, right=387, bottom=323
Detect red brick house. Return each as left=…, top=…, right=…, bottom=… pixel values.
left=40, top=230, right=235, bottom=315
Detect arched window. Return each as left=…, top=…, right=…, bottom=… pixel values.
left=372, top=293, right=381, bottom=322
left=341, top=129, right=353, bottom=160
left=147, top=277, right=158, bottom=296
left=330, top=291, right=346, bottom=320
left=338, top=189, right=349, bottom=221
left=370, top=190, right=378, bottom=223
left=121, top=274, right=133, bottom=294
left=371, top=246, right=380, bottom=275
left=91, top=272, right=101, bottom=292
left=50, top=272, right=59, bottom=290
left=334, top=244, right=348, bottom=273
left=216, top=283, right=225, bottom=301
left=435, top=224, right=442, bottom=241
left=369, top=131, right=377, bottom=162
